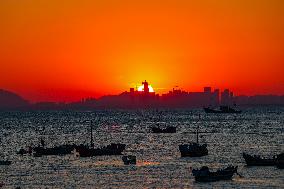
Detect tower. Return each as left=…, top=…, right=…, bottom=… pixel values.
left=142, top=80, right=149, bottom=93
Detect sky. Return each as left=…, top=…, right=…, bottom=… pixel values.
left=0, top=0, right=284, bottom=102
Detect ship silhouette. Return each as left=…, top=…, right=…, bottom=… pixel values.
left=192, top=165, right=239, bottom=182
left=204, top=106, right=241, bottom=113
left=74, top=123, right=126, bottom=157
left=242, top=152, right=284, bottom=167
left=151, top=126, right=176, bottom=133
left=179, top=115, right=208, bottom=157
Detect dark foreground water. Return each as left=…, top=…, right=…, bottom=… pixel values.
left=0, top=108, right=283, bottom=189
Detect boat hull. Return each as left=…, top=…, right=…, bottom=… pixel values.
left=77, top=148, right=124, bottom=157
left=242, top=153, right=276, bottom=166
left=179, top=144, right=208, bottom=157
left=195, top=173, right=235, bottom=182
left=193, top=166, right=237, bottom=183
left=204, top=107, right=241, bottom=114
left=152, top=127, right=176, bottom=133
left=33, top=144, right=77, bottom=157
left=76, top=143, right=126, bottom=157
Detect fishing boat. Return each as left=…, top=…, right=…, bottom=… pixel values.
left=204, top=106, right=241, bottom=114
left=179, top=116, right=208, bottom=157
left=192, top=165, right=239, bottom=182
left=32, top=144, right=78, bottom=157
left=74, top=123, right=126, bottom=157
left=75, top=143, right=126, bottom=157
left=179, top=143, right=208, bottom=157
left=151, top=126, right=176, bottom=133
left=122, top=155, right=136, bottom=165
left=17, top=143, right=79, bottom=157
left=242, top=153, right=276, bottom=166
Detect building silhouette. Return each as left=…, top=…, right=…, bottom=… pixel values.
left=2, top=81, right=284, bottom=110
left=221, top=89, right=234, bottom=106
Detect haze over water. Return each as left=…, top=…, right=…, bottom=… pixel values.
left=0, top=107, right=283, bottom=188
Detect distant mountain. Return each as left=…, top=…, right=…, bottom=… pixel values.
left=0, top=89, right=29, bottom=110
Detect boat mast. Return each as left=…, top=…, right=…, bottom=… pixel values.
left=90, top=121, right=94, bottom=148
left=196, top=114, right=200, bottom=144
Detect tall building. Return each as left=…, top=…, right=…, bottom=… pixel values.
left=203, top=87, right=212, bottom=106
left=142, top=80, right=149, bottom=94
left=212, top=89, right=220, bottom=106
left=221, top=89, right=232, bottom=105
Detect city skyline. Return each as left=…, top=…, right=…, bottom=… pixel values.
left=1, top=79, right=284, bottom=103
left=1, top=79, right=284, bottom=110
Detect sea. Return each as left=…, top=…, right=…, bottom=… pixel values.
left=0, top=107, right=283, bottom=189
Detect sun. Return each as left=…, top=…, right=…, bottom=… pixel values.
left=138, top=85, right=154, bottom=92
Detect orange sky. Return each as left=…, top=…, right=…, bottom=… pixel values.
left=1, top=0, right=284, bottom=102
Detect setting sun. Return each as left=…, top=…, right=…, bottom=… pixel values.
left=138, top=85, right=154, bottom=93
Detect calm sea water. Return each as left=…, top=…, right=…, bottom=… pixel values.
left=0, top=108, right=283, bottom=188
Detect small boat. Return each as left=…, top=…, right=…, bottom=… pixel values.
left=75, top=143, right=126, bottom=157
left=19, top=122, right=96, bottom=157
left=276, top=153, right=284, bottom=169
left=74, top=123, right=126, bottom=157
left=204, top=106, right=241, bottom=114
left=33, top=144, right=78, bottom=157
left=192, top=166, right=239, bottom=182
left=179, top=116, right=208, bottom=157
left=179, top=143, right=208, bottom=157
left=151, top=126, right=176, bottom=133
left=17, top=143, right=79, bottom=157
left=0, top=160, right=11, bottom=165
left=192, top=166, right=238, bottom=182
left=242, top=153, right=276, bottom=166
left=122, top=155, right=136, bottom=165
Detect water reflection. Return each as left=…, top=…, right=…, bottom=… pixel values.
left=0, top=108, right=283, bottom=188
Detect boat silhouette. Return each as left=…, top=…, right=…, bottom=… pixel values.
left=18, top=121, right=126, bottom=157
left=204, top=106, right=241, bottom=113
left=179, top=115, right=208, bottom=157
left=151, top=126, right=176, bottom=133
left=32, top=144, right=78, bottom=157
left=179, top=143, right=208, bottom=157
left=242, top=152, right=278, bottom=166
left=192, top=166, right=238, bottom=182
left=75, top=143, right=126, bottom=157
left=17, top=142, right=80, bottom=157
left=74, top=123, right=126, bottom=157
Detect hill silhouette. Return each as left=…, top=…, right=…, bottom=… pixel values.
left=0, top=89, right=29, bottom=110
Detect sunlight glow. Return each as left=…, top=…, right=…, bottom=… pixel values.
left=138, top=85, right=154, bottom=92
